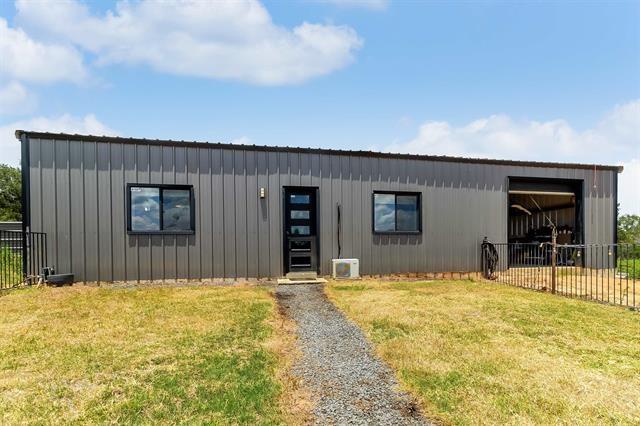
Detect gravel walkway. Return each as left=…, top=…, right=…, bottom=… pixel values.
left=276, top=284, right=429, bottom=425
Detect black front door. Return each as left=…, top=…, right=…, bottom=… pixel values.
left=284, top=187, right=318, bottom=273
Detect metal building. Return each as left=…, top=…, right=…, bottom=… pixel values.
left=17, top=131, right=621, bottom=282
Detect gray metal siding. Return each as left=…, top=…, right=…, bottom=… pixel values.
left=26, top=135, right=618, bottom=281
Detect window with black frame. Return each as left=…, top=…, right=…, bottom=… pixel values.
left=128, top=184, right=194, bottom=234
left=373, top=191, right=421, bottom=233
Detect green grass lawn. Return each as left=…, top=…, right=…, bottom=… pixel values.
left=327, top=280, right=640, bottom=425
left=0, top=285, right=301, bottom=424
left=0, top=247, right=22, bottom=288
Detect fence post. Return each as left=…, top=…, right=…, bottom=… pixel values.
left=21, top=229, right=27, bottom=284
left=551, top=229, right=557, bottom=294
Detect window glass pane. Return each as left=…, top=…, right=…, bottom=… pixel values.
left=397, top=195, right=419, bottom=231
left=291, top=225, right=310, bottom=235
left=374, top=193, right=395, bottom=232
left=291, top=210, right=310, bottom=219
left=130, top=187, right=160, bottom=231
left=163, top=189, right=191, bottom=231
left=290, top=194, right=310, bottom=204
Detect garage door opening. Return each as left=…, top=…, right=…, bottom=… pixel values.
left=508, top=178, right=584, bottom=246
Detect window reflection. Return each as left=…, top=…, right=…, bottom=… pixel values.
left=290, top=194, right=310, bottom=204
left=130, top=187, right=160, bottom=231
left=291, top=210, right=310, bottom=219
left=397, top=195, right=419, bottom=231
left=374, top=193, right=395, bottom=232
left=373, top=192, right=420, bottom=233
left=163, top=189, right=191, bottom=231
left=291, top=225, right=311, bottom=235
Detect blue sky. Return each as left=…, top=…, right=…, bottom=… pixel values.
left=0, top=0, right=638, bottom=213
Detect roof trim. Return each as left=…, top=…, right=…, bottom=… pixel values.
left=15, top=130, right=624, bottom=172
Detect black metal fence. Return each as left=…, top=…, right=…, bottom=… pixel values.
left=0, top=230, right=47, bottom=289
left=482, top=241, right=639, bottom=309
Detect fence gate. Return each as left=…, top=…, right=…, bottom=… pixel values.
left=0, top=230, right=47, bottom=289
left=481, top=239, right=638, bottom=309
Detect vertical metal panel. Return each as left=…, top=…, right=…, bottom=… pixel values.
left=257, top=151, right=270, bottom=277
left=360, top=155, right=372, bottom=274
left=83, top=141, right=99, bottom=281
left=246, top=150, right=259, bottom=277
left=222, top=149, right=236, bottom=277
left=290, top=152, right=300, bottom=186
left=40, top=139, right=57, bottom=270
left=199, top=147, right=213, bottom=279
left=350, top=156, right=362, bottom=268
left=69, top=140, right=85, bottom=281
left=29, top=139, right=42, bottom=238
left=162, top=145, right=176, bottom=279
left=267, top=151, right=281, bottom=276
left=300, top=153, right=312, bottom=187
left=187, top=147, right=200, bottom=279
left=110, top=143, right=125, bottom=281
left=54, top=139, right=71, bottom=274
left=340, top=155, right=352, bottom=261
left=27, top=135, right=619, bottom=281
left=123, top=144, right=138, bottom=281
left=255, top=152, right=271, bottom=277
left=279, top=152, right=291, bottom=273
left=97, top=142, right=113, bottom=282
left=234, top=150, right=248, bottom=278
left=369, top=156, right=381, bottom=275
left=149, top=145, right=163, bottom=281
left=135, top=144, right=151, bottom=281
left=330, top=155, right=342, bottom=263
left=211, top=149, right=225, bottom=277
left=174, top=146, right=189, bottom=279
left=319, top=154, right=332, bottom=275
left=418, top=158, right=430, bottom=272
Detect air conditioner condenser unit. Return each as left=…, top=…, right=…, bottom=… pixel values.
left=332, top=258, right=360, bottom=279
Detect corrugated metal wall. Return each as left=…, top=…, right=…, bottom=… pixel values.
left=26, top=135, right=618, bottom=282
left=509, top=207, right=575, bottom=239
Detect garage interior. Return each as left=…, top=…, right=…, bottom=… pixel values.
left=508, top=178, right=584, bottom=266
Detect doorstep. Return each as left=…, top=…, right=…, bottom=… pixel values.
left=277, top=277, right=328, bottom=285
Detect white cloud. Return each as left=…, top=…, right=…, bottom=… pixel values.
left=619, top=159, right=640, bottom=215
left=317, top=0, right=389, bottom=10
left=230, top=136, right=252, bottom=145
left=0, top=81, right=37, bottom=115
left=0, top=17, right=87, bottom=119
left=0, top=17, right=87, bottom=85
left=15, top=0, right=363, bottom=85
left=0, top=114, right=117, bottom=166
left=386, top=100, right=640, bottom=214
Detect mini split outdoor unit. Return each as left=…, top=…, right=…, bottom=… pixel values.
left=332, top=259, right=360, bottom=279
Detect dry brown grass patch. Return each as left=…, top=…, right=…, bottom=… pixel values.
left=327, top=279, right=640, bottom=425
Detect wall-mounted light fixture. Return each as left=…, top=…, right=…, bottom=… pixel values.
left=259, top=187, right=266, bottom=198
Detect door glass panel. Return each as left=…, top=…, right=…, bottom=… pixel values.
left=397, top=195, right=419, bottom=231
left=291, top=210, right=310, bottom=219
left=291, top=256, right=312, bottom=267
left=290, top=194, right=310, bottom=204
left=373, top=193, right=395, bottom=232
left=291, top=225, right=310, bottom=235
left=290, top=240, right=311, bottom=251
